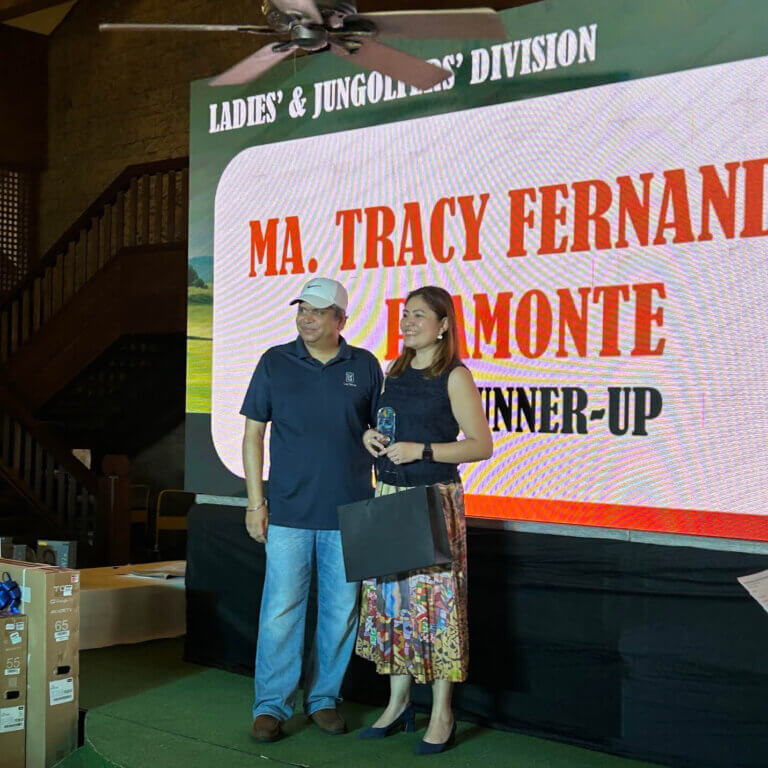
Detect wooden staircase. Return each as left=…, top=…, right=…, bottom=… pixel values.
left=6, top=242, right=186, bottom=410
left=0, top=158, right=190, bottom=564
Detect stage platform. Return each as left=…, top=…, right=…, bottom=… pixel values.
left=80, top=561, right=186, bottom=649
left=60, top=639, right=660, bottom=768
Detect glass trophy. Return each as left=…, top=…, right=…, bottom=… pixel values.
left=376, top=406, right=396, bottom=446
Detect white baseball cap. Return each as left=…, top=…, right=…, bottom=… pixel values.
left=289, top=278, right=348, bottom=311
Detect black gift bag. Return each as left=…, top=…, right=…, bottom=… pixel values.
left=337, top=485, right=452, bottom=582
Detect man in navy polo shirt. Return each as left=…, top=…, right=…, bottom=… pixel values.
left=241, top=277, right=382, bottom=742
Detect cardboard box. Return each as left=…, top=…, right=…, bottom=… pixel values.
left=0, top=611, right=27, bottom=768
left=0, top=561, right=79, bottom=768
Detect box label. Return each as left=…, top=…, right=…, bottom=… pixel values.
left=14, top=622, right=23, bottom=631
left=54, top=630, right=70, bottom=642
left=49, top=678, right=74, bottom=706
left=4, top=656, right=21, bottom=676
left=9, top=632, right=21, bottom=645
left=0, top=705, right=24, bottom=733
left=61, top=585, right=73, bottom=597
left=4, top=623, right=13, bottom=630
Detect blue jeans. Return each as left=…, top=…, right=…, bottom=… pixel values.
left=253, top=525, right=359, bottom=720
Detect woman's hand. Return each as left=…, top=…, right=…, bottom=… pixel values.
left=363, top=428, right=389, bottom=457
left=384, top=441, right=423, bottom=465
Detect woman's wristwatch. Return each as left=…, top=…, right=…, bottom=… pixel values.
left=422, top=443, right=434, bottom=462
left=246, top=500, right=268, bottom=512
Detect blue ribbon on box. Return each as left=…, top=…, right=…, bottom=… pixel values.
left=0, top=572, right=21, bottom=613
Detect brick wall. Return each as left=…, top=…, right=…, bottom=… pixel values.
left=40, top=0, right=260, bottom=253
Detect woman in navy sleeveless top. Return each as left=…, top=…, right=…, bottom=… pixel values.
left=355, top=286, right=493, bottom=754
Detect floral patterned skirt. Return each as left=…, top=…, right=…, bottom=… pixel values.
left=354, top=481, right=469, bottom=683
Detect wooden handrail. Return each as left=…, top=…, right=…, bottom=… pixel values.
left=0, top=368, right=103, bottom=558
left=2, top=156, right=189, bottom=309
left=0, top=158, right=189, bottom=365
left=0, top=374, right=98, bottom=492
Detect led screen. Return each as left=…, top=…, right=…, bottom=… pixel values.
left=186, top=0, right=768, bottom=541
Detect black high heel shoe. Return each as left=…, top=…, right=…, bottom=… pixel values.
left=417, top=721, right=456, bottom=755
left=358, top=703, right=416, bottom=739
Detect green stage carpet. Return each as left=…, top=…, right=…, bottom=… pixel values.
left=59, top=639, right=662, bottom=768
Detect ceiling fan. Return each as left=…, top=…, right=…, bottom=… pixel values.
left=100, top=1, right=507, bottom=90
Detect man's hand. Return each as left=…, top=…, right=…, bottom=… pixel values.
left=363, top=428, right=389, bottom=457
left=245, top=505, right=269, bottom=543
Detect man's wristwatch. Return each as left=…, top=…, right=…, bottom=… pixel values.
left=422, top=443, right=434, bottom=462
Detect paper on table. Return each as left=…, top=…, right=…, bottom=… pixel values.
left=737, top=569, right=768, bottom=615
left=127, top=562, right=186, bottom=580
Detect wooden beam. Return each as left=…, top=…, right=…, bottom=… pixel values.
left=0, top=0, right=67, bottom=23
left=0, top=24, right=47, bottom=168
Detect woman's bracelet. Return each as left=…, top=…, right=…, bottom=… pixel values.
left=246, top=501, right=267, bottom=512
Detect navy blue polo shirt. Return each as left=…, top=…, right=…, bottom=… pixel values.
left=240, top=336, right=383, bottom=530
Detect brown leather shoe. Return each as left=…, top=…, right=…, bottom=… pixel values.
left=249, top=714, right=282, bottom=742
left=310, top=708, right=347, bottom=735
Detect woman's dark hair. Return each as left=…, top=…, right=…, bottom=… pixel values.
left=388, top=286, right=462, bottom=379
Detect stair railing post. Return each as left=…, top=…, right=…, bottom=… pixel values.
left=99, top=454, right=131, bottom=565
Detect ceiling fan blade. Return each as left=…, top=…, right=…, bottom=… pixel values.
left=99, top=23, right=275, bottom=34
left=332, top=39, right=451, bottom=91
left=209, top=44, right=295, bottom=86
left=270, top=0, right=322, bottom=24
left=357, top=9, right=507, bottom=41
